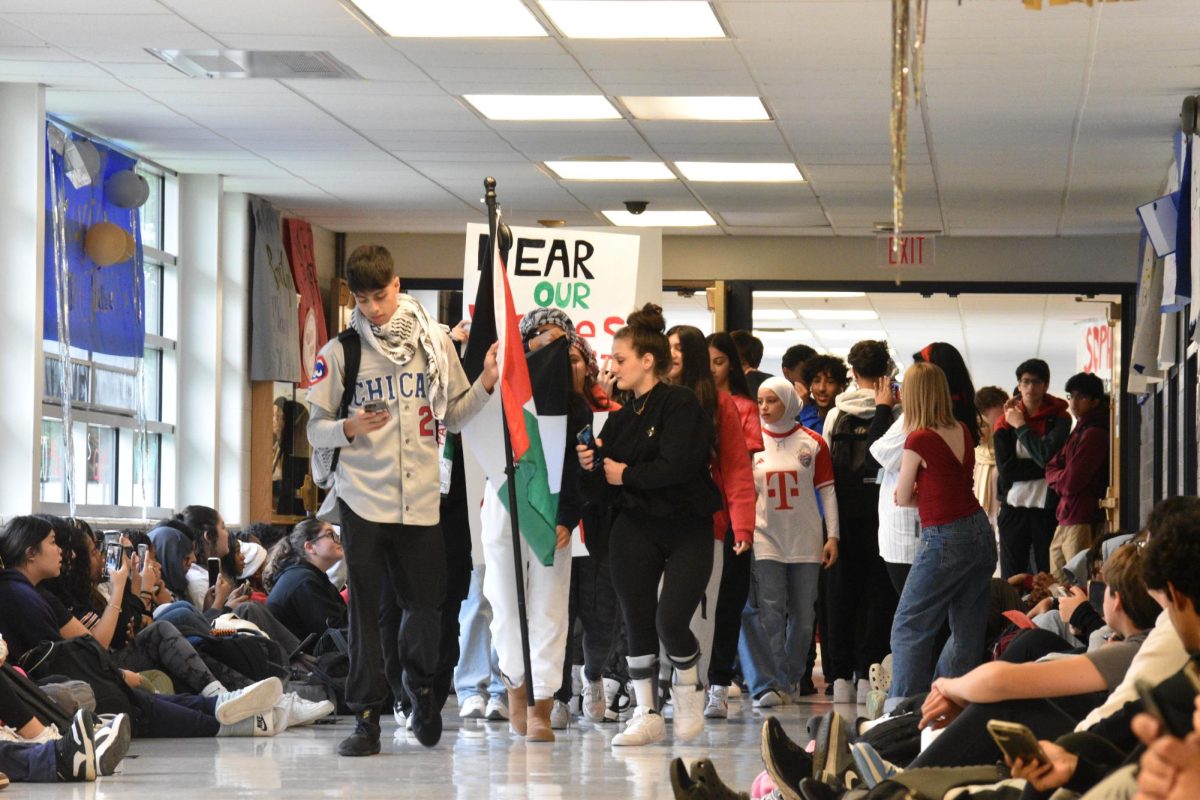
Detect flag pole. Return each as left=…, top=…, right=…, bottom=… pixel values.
left=484, top=176, right=535, bottom=709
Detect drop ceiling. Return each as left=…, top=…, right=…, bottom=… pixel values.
left=0, top=0, right=1192, bottom=235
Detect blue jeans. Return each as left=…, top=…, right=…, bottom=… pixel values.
left=889, top=510, right=997, bottom=702
left=753, top=560, right=821, bottom=691
left=738, top=597, right=778, bottom=697
left=0, top=740, right=57, bottom=782
left=454, top=565, right=504, bottom=699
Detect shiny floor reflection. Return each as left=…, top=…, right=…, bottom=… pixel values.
left=5, top=694, right=847, bottom=798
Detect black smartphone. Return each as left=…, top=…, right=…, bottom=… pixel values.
left=362, top=399, right=386, bottom=414
left=104, top=541, right=122, bottom=576
left=1088, top=580, right=1107, bottom=611
left=576, top=425, right=599, bottom=470
left=137, top=543, right=149, bottom=564
left=207, top=557, right=221, bottom=588
left=987, top=720, right=1047, bottom=766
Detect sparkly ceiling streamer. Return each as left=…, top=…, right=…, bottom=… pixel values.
left=891, top=0, right=927, bottom=252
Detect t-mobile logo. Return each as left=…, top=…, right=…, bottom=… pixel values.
left=765, top=470, right=801, bottom=511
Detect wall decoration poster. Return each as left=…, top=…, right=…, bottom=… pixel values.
left=249, top=197, right=301, bottom=382
left=282, top=218, right=327, bottom=388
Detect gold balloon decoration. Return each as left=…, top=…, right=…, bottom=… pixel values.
left=891, top=0, right=928, bottom=254
left=84, top=221, right=132, bottom=266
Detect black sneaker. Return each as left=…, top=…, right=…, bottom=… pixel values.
left=337, top=709, right=381, bottom=757
left=408, top=686, right=442, bottom=748
left=797, top=777, right=843, bottom=800
left=811, top=712, right=851, bottom=781
left=55, top=710, right=97, bottom=782
left=687, top=758, right=750, bottom=800
left=798, top=677, right=818, bottom=696
left=93, top=713, right=131, bottom=776
left=760, top=716, right=813, bottom=797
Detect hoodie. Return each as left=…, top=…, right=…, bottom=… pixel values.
left=823, top=387, right=897, bottom=530
left=0, top=569, right=65, bottom=662
left=1045, top=405, right=1110, bottom=525
left=993, top=394, right=1071, bottom=510
left=148, top=526, right=195, bottom=603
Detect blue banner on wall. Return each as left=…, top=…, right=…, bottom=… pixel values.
left=44, top=128, right=145, bottom=358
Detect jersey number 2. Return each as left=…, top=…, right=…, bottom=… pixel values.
left=418, top=405, right=435, bottom=437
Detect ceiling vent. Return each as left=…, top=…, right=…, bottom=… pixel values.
left=147, top=49, right=362, bottom=80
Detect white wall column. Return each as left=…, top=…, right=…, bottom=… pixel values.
left=219, top=193, right=251, bottom=523
left=176, top=174, right=223, bottom=510
left=0, top=83, right=45, bottom=518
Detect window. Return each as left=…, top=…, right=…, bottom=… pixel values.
left=40, top=167, right=178, bottom=519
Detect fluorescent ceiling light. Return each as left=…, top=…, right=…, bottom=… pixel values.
left=755, top=291, right=866, bottom=299
left=545, top=161, right=674, bottom=181
left=602, top=210, right=716, bottom=227
left=754, top=329, right=814, bottom=341
left=621, top=96, right=768, bottom=121
left=798, top=309, right=878, bottom=321
left=540, top=1, right=725, bottom=39
left=462, top=95, right=620, bottom=121
left=351, top=0, right=547, bottom=37
left=676, top=162, right=804, bottom=183
left=752, top=309, right=798, bottom=321
left=813, top=329, right=887, bottom=340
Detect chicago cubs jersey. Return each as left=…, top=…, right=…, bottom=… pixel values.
left=752, top=424, right=835, bottom=563
left=307, top=328, right=490, bottom=526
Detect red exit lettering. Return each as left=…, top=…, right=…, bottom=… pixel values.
left=888, top=235, right=927, bottom=266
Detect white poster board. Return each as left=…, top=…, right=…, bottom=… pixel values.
left=461, top=224, right=643, bottom=563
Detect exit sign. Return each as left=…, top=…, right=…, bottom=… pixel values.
left=877, top=234, right=935, bottom=268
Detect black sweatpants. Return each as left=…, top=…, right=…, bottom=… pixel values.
left=555, top=548, right=621, bottom=701
left=339, top=500, right=447, bottom=712
left=0, top=672, right=34, bottom=731
left=609, top=510, right=713, bottom=660
left=884, top=561, right=911, bottom=597
left=998, top=505, right=1056, bottom=579
left=824, top=521, right=897, bottom=681
left=707, top=534, right=752, bottom=687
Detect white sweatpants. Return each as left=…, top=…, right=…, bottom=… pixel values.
left=661, top=538, right=724, bottom=684
left=480, top=489, right=572, bottom=701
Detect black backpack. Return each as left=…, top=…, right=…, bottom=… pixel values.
left=829, top=410, right=883, bottom=511
left=308, top=627, right=352, bottom=714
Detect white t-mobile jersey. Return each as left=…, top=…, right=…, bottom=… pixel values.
left=752, top=424, right=835, bottom=563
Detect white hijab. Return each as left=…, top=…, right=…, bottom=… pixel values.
left=759, top=376, right=802, bottom=434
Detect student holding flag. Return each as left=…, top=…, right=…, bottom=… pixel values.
left=306, top=245, right=498, bottom=758
left=577, top=304, right=724, bottom=747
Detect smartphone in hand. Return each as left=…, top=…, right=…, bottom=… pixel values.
left=987, top=720, right=1048, bottom=766
left=362, top=399, right=386, bottom=414
left=576, top=425, right=599, bottom=470
left=207, top=557, right=221, bottom=589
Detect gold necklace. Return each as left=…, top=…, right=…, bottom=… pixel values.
left=632, top=384, right=656, bottom=415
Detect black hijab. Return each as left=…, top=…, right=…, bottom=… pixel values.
left=148, top=526, right=192, bottom=601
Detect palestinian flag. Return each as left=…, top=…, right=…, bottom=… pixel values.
left=462, top=220, right=567, bottom=567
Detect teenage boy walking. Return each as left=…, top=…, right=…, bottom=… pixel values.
left=307, top=245, right=497, bottom=756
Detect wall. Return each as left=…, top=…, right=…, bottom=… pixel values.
left=345, top=232, right=1140, bottom=285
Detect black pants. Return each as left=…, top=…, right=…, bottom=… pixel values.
left=998, top=505, right=1056, bottom=579
left=707, top=535, right=753, bottom=687
left=555, top=549, right=621, bottom=701
left=1000, top=628, right=1079, bottom=664
left=824, top=523, right=897, bottom=681
left=128, top=690, right=220, bottom=738
left=382, top=496, right=472, bottom=714
left=339, top=500, right=447, bottom=712
left=885, top=561, right=911, bottom=597
left=910, top=695, right=1104, bottom=769
left=0, top=672, right=34, bottom=731
left=610, top=510, right=713, bottom=659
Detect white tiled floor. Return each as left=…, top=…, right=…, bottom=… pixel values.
left=4, top=694, right=847, bottom=798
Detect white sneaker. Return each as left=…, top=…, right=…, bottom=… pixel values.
left=393, top=701, right=407, bottom=727
left=753, top=689, right=783, bottom=708
left=582, top=679, right=606, bottom=722
left=218, top=712, right=275, bottom=737
left=832, top=678, right=856, bottom=704
left=856, top=679, right=871, bottom=704
left=484, top=695, right=509, bottom=721
left=0, top=723, right=60, bottom=743
left=704, top=685, right=728, bottom=719
left=671, top=685, right=704, bottom=741
left=274, top=694, right=334, bottom=729
left=550, top=699, right=571, bottom=730
left=459, top=694, right=487, bottom=719
left=603, top=677, right=629, bottom=721
left=727, top=682, right=742, bottom=699
left=611, top=706, right=665, bottom=747
left=214, top=677, right=284, bottom=725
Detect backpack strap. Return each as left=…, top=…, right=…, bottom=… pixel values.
left=328, top=329, right=361, bottom=475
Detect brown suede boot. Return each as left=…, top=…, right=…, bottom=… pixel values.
left=526, top=698, right=555, bottom=742
left=507, top=683, right=528, bottom=736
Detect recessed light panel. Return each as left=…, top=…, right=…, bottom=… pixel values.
left=602, top=210, right=716, bottom=227
left=540, top=1, right=725, bottom=39
left=462, top=95, right=621, bottom=121
left=798, top=309, right=879, bottom=321
left=545, top=161, right=674, bottom=181
left=622, top=96, right=768, bottom=121
left=351, top=0, right=547, bottom=37
left=752, top=309, right=798, bottom=321
left=813, top=329, right=887, bottom=340
left=676, top=162, right=803, bottom=183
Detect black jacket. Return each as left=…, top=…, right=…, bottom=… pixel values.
left=581, top=383, right=721, bottom=521
left=266, top=561, right=347, bottom=641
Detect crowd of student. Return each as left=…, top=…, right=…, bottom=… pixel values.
left=1, top=243, right=1193, bottom=800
